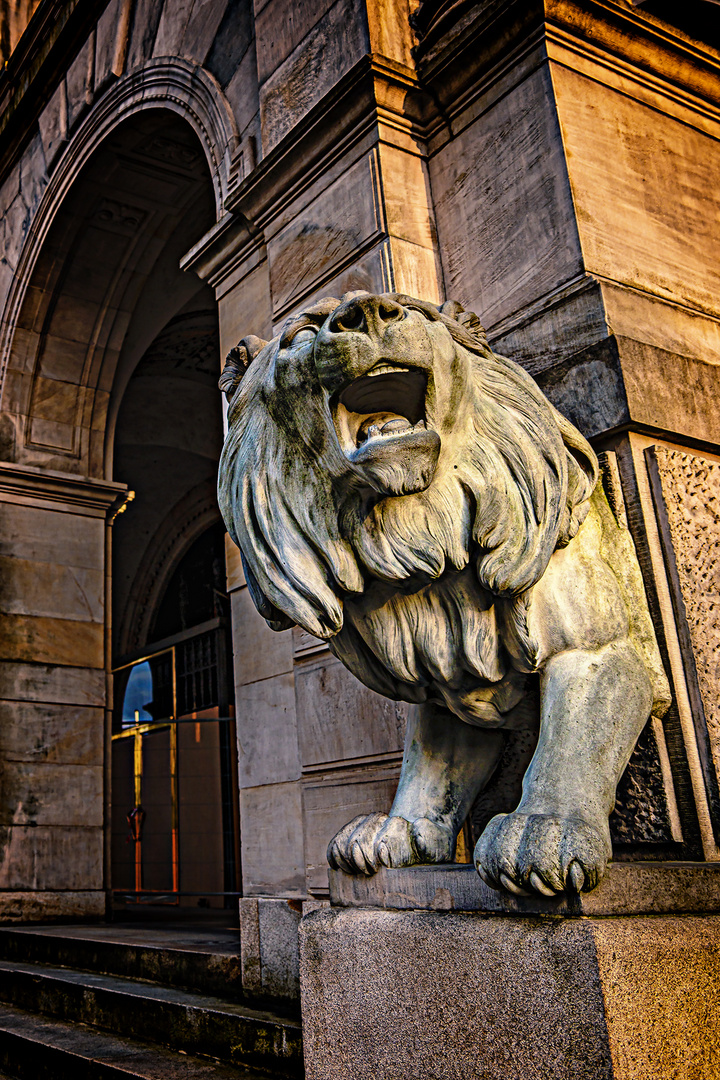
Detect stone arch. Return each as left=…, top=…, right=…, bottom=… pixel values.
left=0, top=59, right=238, bottom=478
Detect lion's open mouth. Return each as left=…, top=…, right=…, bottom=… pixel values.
left=336, top=364, right=429, bottom=452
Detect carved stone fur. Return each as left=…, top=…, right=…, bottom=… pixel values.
left=218, top=292, right=670, bottom=896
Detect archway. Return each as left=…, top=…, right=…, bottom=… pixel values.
left=0, top=104, right=232, bottom=920
left=110, top=296, right=240, bottom=913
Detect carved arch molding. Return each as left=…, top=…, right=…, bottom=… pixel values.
left=0, top=58, right=238, bottom=479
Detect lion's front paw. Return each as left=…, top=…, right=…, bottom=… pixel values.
left=327, top=813, right=455, bottom=875
left=474, top=812, right=610, bottom=897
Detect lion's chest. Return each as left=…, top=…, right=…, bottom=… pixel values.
left=344, top=569, right=507, bottom=692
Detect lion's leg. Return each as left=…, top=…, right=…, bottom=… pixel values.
left=327, top=701, right=504, bottom=875
left=474, top=639, right=653, bottom=896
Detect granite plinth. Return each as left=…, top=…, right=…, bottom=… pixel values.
left=328, top=860, right=720, bottom=916
left=300, top=905, right=720, bottom=1080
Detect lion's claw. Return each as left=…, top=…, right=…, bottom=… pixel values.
left=327, top=813, right=455, bottom=875
left=474, top=811, right=610, bottom=897
left=327, top=813, right=388, bottom=875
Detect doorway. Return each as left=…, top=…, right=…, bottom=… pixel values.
left=111, top=524, right=240, bottom=911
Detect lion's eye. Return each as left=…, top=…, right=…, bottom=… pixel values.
left=284, top=325, right=318, bottom=348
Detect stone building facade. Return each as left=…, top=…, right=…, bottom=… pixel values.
left=0, top=0, right=718, bottom=1002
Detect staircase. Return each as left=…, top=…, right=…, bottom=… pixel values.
left=0, top=921, right=304, bottom=1079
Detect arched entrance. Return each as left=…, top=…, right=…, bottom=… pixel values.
left=110, top=300, right=240, bottom=912
left=0, top=99, right=236, bottom=920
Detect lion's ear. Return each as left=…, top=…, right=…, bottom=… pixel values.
left=219, top=335, right=268, bottom=401
left=440, top=300, right=488, bottom=347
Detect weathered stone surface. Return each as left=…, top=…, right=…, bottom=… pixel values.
left=300, top=907, right=612, bottom=1080
left=535, top=335, right=628, bottom=435
left=0, top=826, right=103, bottom=890
left=0, top=503, right=104, bottom=569
left=617, top=336, right=720, bottom=446
left=301, top=767, right=401, bottom=895
left=0, top=891, right=105, bottom=922
left=18, top=132, right=48, bottom=219
left=179, top=0, right=229, bottom=64
left=203, top=0, right=253, bottom=88
left=430, top=63, right=583, bottom=336
left=267, top=153, right=383, bottom=320
left=217, top=262, right=273, bottom=360
left=649, top=445, right=720, bottom=823
left=329, top=861, right=720, bottom=916
left=259, top=0, right=367, bottom=153
left=230, top=587, right=293, bottom=686
left=299, top=907, right=720, bottom=1080
left=235, top=672, right=300, bottom=787
left=65, top=36, right=93, bottom=130
left=0, top=613, right=104, bottom=668
left=0, top=703, right=102, bottom=766
left=240, top=781, right=305, bottom=897
left=222, top=45, right=260, bottom=144
left=125, top=0, right=165, bottom=68
left=592, top=915, right=720, bottom=1080
left=0, top=555, right=103, bottom=622
left=240, top=896, right=302, bottom=1000
left=0, top=663, right=105, bottom=707
left=0, top=762, right=102, bottom=828
left=553, top=63, right=720, bottom=339
left=295, top=656, right=406, bottom=769
left=255, top=0, right=336, bottom=84
left=94, top=0, right=123, bottom=89
left=37, top=85, right=67, bottom=174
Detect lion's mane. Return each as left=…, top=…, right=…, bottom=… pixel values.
left=218, top=296, right=598, bottom=715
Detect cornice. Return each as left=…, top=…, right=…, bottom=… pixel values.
left=0, top=460, right=127, bottom=515
left=415, top=0, right=720, bottom=141
left=179, top=212, right=263, bottom=291
left=545, top=0, right=720, bottom=112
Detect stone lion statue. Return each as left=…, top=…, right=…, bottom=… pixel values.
left=218, top=292, right=670, bottom=897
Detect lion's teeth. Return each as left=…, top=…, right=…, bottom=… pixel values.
left=380, top=418, right=412, bottom=434
left=367, top=364, right=410, bottom=377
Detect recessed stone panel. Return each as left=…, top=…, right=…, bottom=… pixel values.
left=235, top=672, right=300, bottom=788
left=267, top=152, right=383, bottom=319
left=295, top=656, right=407, bottom=769
left=302, top=765, right=401, bottom=894
left=648, top=445, right=720, bottom=826
left=259, top=0, right=367, bottom=153
left=240, top=781, right=306, bottom=896
left=430, top=63, right=583, bottom=333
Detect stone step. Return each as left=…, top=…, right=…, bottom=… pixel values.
left=0, top=960, right=303, bottom=1078
left=0, top=925, right=248, bottom=1001
left=0, top=1001, right=278, bottom=1079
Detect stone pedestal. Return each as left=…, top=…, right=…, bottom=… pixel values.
left=299, top=864, right=720, bottom=1080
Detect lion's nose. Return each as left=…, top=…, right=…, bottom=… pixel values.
left=327, top=295, right=405, bottom=337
